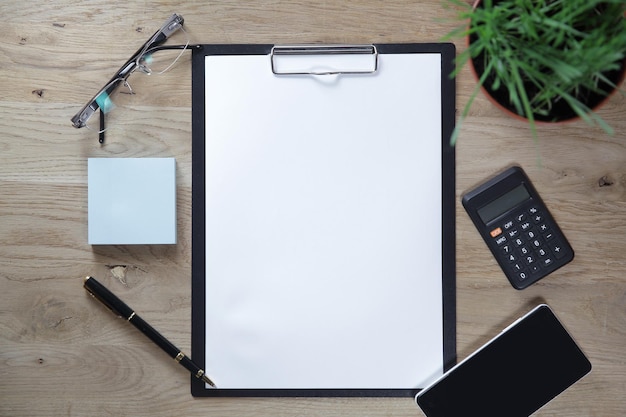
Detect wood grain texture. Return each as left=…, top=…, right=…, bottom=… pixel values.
left=1, top=1, right=624, bottom=416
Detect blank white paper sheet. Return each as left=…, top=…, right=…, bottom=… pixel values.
left=203, top=52, right=444, bottom=390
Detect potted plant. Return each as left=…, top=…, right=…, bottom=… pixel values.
left=445, top=0, right=626, bottom=144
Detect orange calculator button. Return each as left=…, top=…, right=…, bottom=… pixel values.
left=490, top=227, right=503, bottom=238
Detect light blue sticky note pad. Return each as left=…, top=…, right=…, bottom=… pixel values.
left=88, top=158, right=176, bottom=245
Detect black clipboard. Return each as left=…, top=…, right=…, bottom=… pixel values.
left=191, top=43, right=456, bottom=397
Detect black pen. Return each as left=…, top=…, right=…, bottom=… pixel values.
left=83, top=276, right=216, bottom=388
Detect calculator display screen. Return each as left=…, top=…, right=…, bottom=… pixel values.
left=477, top=184, right=531, bottom=224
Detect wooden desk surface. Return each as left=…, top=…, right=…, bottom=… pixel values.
left=1, top=1, right=624, bottom=416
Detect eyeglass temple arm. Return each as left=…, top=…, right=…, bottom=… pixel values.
left=99, top=108, right=105, bottom=144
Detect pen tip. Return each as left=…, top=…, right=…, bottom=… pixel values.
left=202, top=375, right=217, bottom=388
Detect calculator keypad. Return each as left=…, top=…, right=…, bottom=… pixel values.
left=489, top=204, right=573, bottom=288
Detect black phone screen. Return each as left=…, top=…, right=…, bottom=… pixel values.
left=416, top=305, right=591, bottom=417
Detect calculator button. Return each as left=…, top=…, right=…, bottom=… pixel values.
left=513, top=238, right=525, bottom=247
left=530, top=264, right=541, bottom=274
left=518, top=271, right=529, bottom=281
left=505, top=252, right=517, bottom=263
left=520, top=221, right=532, bottom=231
left=528, top=206, right=539, bottom=215
left=531, top=239, right=542, bottom=248
left=542, top=257, right=554, bottom=267
left=543, top=231, right=555, bottom=241
left=523, top=254, right=536, bottom=265
left=512, top=263, right=524, bottom=272
left=495, top=235, right=507, bottom=246
left=532, top=213, right=544, bottom=223
left=503, top=220, right=514, bottom=230
left=550, top=241, right=567, bottom=259
left=508, top=229, right=520, bottom=239
left=538, top=223, right=550, bottom=233
left=519, top=246, right=530, bottom=255
left=526, top=229, right=538, bottom=240
left=490, top=227, right=503, bottom=238
left=501, top=243, right=513, bottom=254
left=537, top=247, right=549, bottom=257
left=516, top=213, right=527, bottom=222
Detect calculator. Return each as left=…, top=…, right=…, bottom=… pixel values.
left=462, top=166, right=574, bottom=289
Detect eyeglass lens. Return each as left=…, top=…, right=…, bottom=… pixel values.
left=85, top=28, right=189, bottom=135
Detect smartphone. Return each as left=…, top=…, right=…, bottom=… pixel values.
left=415, top=304, right=591, bottom=417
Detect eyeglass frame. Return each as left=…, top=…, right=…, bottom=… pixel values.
left=71, top=13, right=187, bottom=144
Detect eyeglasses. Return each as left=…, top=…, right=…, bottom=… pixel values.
left=71, top=14, right=189, bottom=143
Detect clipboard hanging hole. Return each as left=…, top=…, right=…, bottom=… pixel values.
left=271, top=45, right=378, bottom=76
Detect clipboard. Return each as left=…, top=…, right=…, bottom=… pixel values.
left=191, top=43, right=456, bottom=397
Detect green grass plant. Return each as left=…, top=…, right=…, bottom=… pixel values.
left=444, top=0, right=626, bottom=144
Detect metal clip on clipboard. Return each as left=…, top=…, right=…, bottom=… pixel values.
left=270, top=45, right=378, bottom=75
